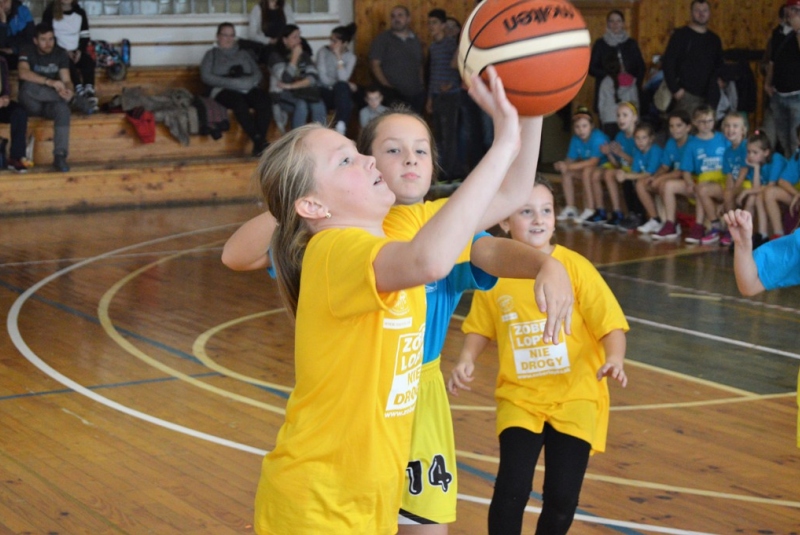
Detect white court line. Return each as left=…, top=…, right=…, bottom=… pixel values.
left=457, top=494, right=718, bottom=535
left=627, top=315, right=800, bottom=361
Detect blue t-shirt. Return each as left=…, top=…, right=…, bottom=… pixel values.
left=754, top=229, right=800, bottom=291
left=661, top=136, right=691, bottom=170
left=423, top=232, right=497, bottom=363
left=779, top=150, right=800, bottom=186
left=632, top=144, right=664, bottom=175
left=723, top=141, right=748, bottom=179
left=566, top=129, right=609, bottom=165
left=680, top=132, right=729, bottom=179
left=745, top=153, right=787, bottom=186
left=614, top=131, right=636, bottom=166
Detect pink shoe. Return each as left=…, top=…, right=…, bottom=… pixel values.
left=684, top=224, right=705, bottom=244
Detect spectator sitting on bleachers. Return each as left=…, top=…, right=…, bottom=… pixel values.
left=42, top=0, right=96, bottom=112
left=200, top=22, right=272, bottom=157
left=246, top=0, right=294, bottom=63
left=359, top=85, right=387, bottom=129
left=0, top=55, right=30, bottom=171
left=268, top=24, right=326, bottom=132
left=0, top=0, right=34, bottom=70
left=315, top=23, right=357, bottom=136
left=17, top=23, right=73, bottom=173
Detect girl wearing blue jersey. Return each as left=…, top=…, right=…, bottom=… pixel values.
left=613, top=122, right=664, bottom=233
left=591, top=101, right=637, bottom=228
left=736, top=131, right=787, bottom=247
left=553, top=106, right=608, bottom=224
left=696, top=111, right=749, bottom=245
left=764, top=126, right=800, bottom=240
left=651, top=110, right=693, bottom=240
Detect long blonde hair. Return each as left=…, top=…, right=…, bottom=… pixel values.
left=254, top=124, right=321, bottom=317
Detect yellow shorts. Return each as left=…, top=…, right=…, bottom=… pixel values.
left=697, top=171, right=725, bottom=186
left=399, top=358, right=457, bottom=525
left=601, top=162, right=631, bottom=172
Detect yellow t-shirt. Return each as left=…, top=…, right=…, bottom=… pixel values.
left=463, top=245, right=629, bottom=453
left=254, top=228, right=426, bottom=535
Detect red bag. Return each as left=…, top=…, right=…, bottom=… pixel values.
left=126, top=107, right=156, bottom=144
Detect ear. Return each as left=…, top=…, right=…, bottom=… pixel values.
left=498, top=218, right=512, bottom=235
left=294, top=195, right=328, bottom=220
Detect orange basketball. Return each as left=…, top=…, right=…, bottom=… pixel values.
left=458, top=0, right=590, bottom=116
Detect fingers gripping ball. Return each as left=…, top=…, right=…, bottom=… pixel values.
left=458, top=0, right=590, bottom=116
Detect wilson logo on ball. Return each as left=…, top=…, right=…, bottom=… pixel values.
left=459, top=0, right=590, bottom=116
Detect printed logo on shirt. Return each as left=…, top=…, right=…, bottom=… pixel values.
left=385, top=323, right=425, bottom=417
left=385, top=290, right=413, bottom=329
left=508, top=320, right=569, bottom=379
left=497, top=294, right=518, bottom=322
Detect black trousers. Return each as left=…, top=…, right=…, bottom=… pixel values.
left=214, top=87, right=272, bottom=143
left=488, top=424, right=591, bottom=535
left=0, top=100, right=28, bottom=160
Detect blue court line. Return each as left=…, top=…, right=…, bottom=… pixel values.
left=457, top=461, right=644, bottom=535
left=0, top=278, right=290, bottom=399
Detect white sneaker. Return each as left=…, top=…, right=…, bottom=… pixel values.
left=637, top=218, right=663, bottom=234
left=557, top=206, right=579, bottom=221
left=335, top=121, right=346, bottom=135
left=574, top=208, right=595, bottom=224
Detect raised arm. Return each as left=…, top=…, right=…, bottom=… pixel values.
left=373, top=67, right=520, bottom=292
left=470, top=236, right=573, bottom=342
left=221, top=211, right=277, bottom=271
left=722, top=209, right=765, bottom=296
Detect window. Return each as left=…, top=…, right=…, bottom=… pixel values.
left=24, top=0, right=328, bottom=17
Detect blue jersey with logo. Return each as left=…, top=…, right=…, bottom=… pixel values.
left=780, top=150, right=800, bottom=187
left=680, top=132, right=729, bottom=180
left=745, top=152, right=787, bottom=186
left=661, top=136, right=691, bottom=170
left=723, top=141, right=748, bottom=179
left=632, top=144, right=664, bottom=175
left=566, top=129, right=609, bottom=165
left=614, top=130, right=636, bottom=166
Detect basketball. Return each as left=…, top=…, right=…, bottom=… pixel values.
left=458, top=0, right=591, bottom=116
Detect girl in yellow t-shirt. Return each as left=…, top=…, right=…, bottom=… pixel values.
left=252, top=67, right=523, bottom=535
left=448, top=176, right=629, bottom=535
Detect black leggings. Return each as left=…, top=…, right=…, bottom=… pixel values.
left=488, top=424, right=591, bottom=535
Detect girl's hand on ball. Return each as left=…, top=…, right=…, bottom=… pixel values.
left=468, top=66, right=521, bottom=156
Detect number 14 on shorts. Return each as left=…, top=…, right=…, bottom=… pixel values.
left=405, top=455, right=453, bottom=495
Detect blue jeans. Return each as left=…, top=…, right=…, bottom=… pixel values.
left=279, top=92, right=327, bottom=129
left=770, top=91, right=800, bottom=156
left=320, top=81, right=354, bottom=126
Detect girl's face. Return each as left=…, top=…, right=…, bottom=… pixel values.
left=283, top=29, right=302, bottom=49
left=371, top=115, right=434, bottom=205
left=694, top=113, right=715, bottom=136
left=616, top=105, right=637, bottom=132
left=573, top=117, right=592, bottom=141
left=500, top=184, right=555, bottom=253
left=722, top=117, right=746, bottom=145
left=634, top=130, right=654, bottom=152
left=746, top=143, right=769, bottom=165
left=668, top=117, right=691, bottom=142
left=307, top=128, right=394, bottom=221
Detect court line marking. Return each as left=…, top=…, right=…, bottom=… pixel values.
left=0, top=246, right=226, bottom=269
left=623, top=359, right=757, bottom=397
left=97, top=244, right=287, bottom=415
left=456, top=494, right=717, bottom=535
left=456, top=450, right=800, bottom=509
left=192, top=309, right=293, bottom=393
left=7, top=226, right=796, bottom=530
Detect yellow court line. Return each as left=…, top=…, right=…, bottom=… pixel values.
left=97, top=243, right=286, bottom=416
left=668, top=292, right=722, bottom=301
left=594, top=247, right=715, bottom=269
left=192, top=309, right=293, bottom=393
left=456, top=449, right=800, bottom=509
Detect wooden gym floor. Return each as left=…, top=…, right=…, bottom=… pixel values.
left=1, top=201, right=798, bottom=534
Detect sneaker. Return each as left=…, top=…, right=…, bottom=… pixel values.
left=652, top=220, right=680, bottom=240
left=637, top=218, right=663, bottom=234
left=584, top=209, right=607, bottom=226
left=720, top=231, right=732, bottom=246
left=557, top=206, right=579, bottom=221
left=700, top=227, right=722, bottom=245
left=84, top=85, right=96, bottom=98
left=602, top=210, right=624, bottom=229
left=52, top=154, right=70, bottom=173
left=7, top=157, right=33, bottom=172
left=574, top=207, right=595, bottom=224
left=335, top=120, right=346, bottom=135
left=618, top=213, right=642, bottom=233
left=684, top=223, right=705, bottom=244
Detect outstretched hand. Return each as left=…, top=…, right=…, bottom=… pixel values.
left=467, top=66, right=520, bottom=156
left=447, top=361, right=474, bottom=396
left=722, top=209, right=753, bottom=249
left=533, top=257, right=573, bottom=344
left=597, top=362, right=627, bottom=387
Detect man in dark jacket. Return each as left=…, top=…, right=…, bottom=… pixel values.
left=0, top=0, right=34, bottom=70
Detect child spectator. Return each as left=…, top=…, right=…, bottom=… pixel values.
left=596, top=50, right=638, bottom=139
left=614, top=122, right=663, bottom=233
left=763, top=127, right=800, bottom=239
left=448, top=176, right=628, bottom=535
left=652, top=110, right=695, bottom=240
left=553, top=106, right=609, bottom=224
left=694, top=111, right=748, bottom=245
left=359, top=85, right=387, bottom=129
left=315, top=23, right=357, bottom=135
left=42, top=0, right=96, bottom=111
left=590, top=101, right=637, bottom=228
left=678, top=104, right=728, bottom=244
left=736, top=130, right=787, bottom=247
